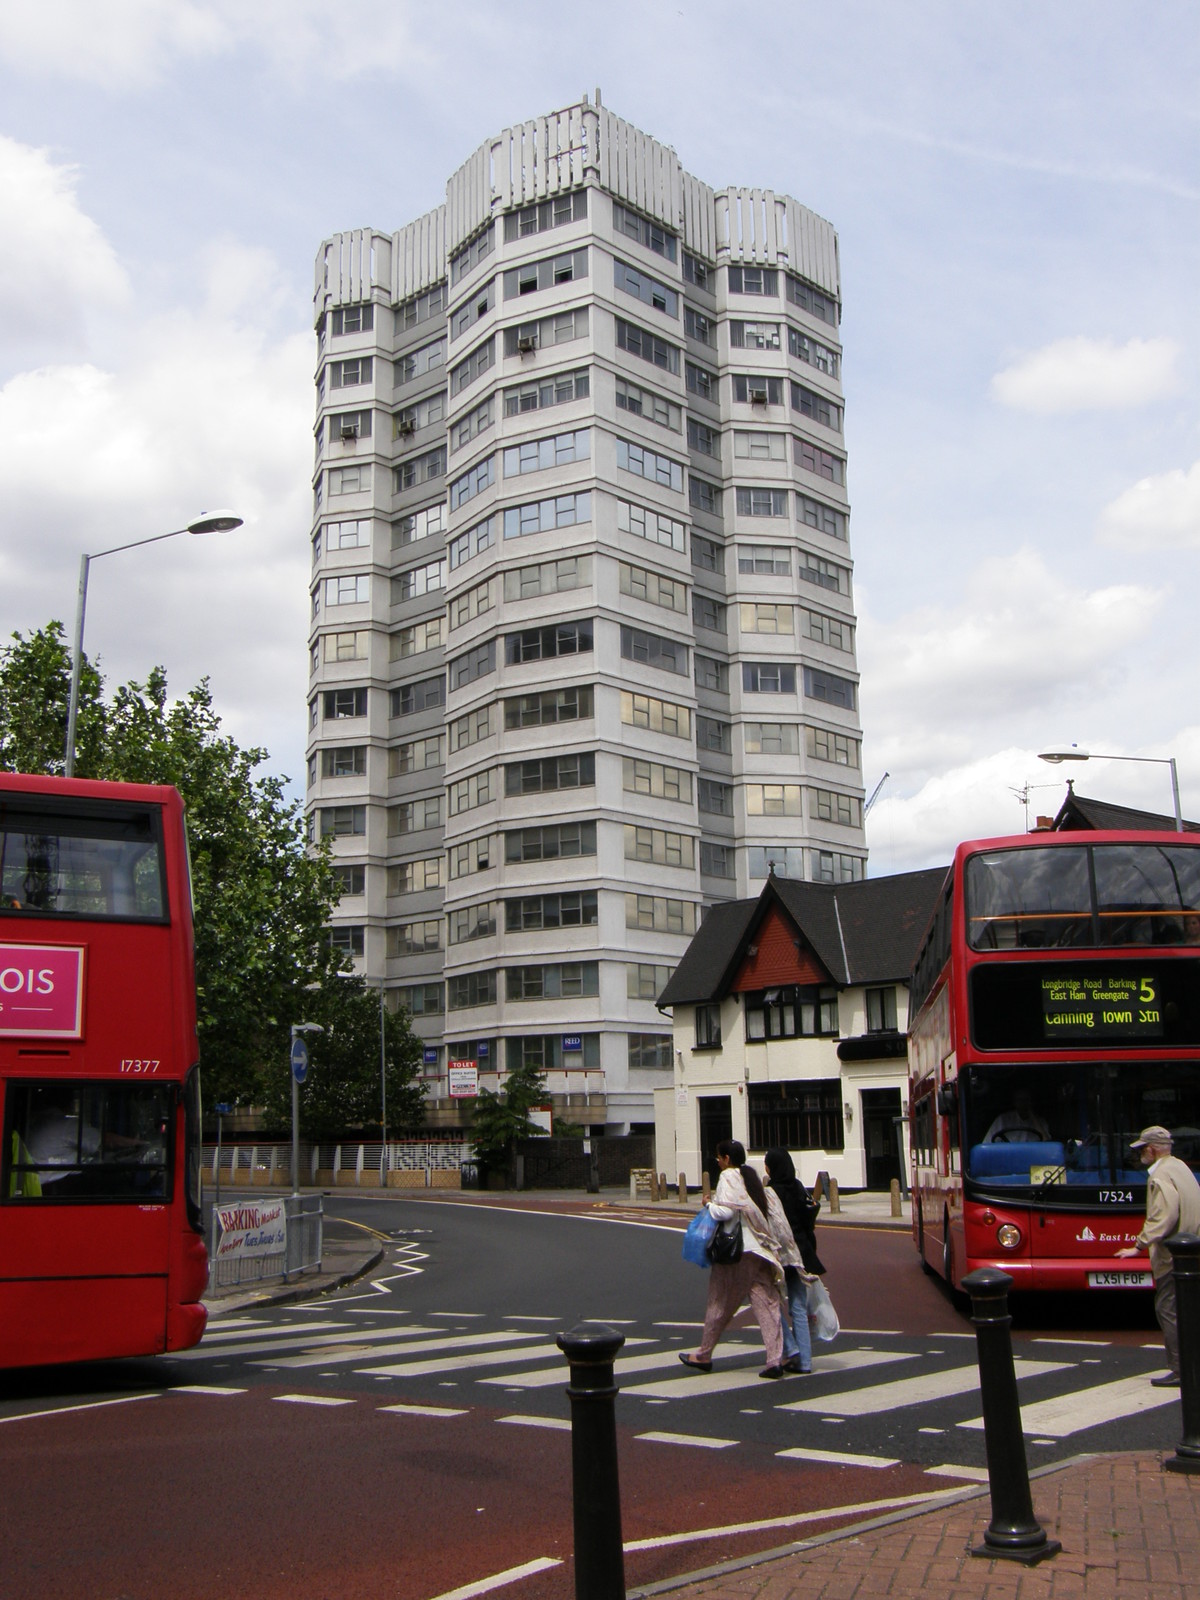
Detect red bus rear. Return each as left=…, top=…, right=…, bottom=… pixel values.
left=0, top=774, right=208, bottom=1366
left=909, top=830, right=1200, bottom=1292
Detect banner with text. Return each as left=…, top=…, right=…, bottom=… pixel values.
left=214, top=1200, right=287, bottom=1262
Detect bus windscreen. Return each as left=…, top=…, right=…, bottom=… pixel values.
left=0, top=803, right=165, bottom=921
left=961, top=1060, right=1200, bottom=1193
left=966, top=842, right=1200, bottom=950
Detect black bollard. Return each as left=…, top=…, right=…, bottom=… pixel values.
left=962, top=1267, right=1061, bottom=1564
left=557, top=1322, right=626, bottom=1600
left=1164, top=1233, right=1200, bottom=1475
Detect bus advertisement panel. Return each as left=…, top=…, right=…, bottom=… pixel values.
left=909, top=830, right=1200, bottom=1292
left=0, top=774, right=208, bottom=1366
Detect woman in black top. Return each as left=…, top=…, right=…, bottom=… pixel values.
left=765, top=1147, right=825, bottom=1373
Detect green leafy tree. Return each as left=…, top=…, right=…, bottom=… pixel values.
left=0, top=622, right=104, bottom=777
left=470, top=1057, right=549, bottom=1184
left=0, top=624, right=424, bottom=1124
left=259, top=974, right=426, bottom=1140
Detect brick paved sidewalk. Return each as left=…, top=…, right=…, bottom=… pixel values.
left=631, top=1453, right=1200, bottom=1600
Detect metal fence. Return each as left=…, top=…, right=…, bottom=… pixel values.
left=209, top=1194, right=323, bottom=1289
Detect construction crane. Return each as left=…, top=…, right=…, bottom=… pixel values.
left=864, top=771, right=890, bottom=816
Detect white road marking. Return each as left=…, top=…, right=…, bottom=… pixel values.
left=622, top=1489, right=961, bottom=1551
left=170, top=1385, right=246, bottom=1395
left=782, top=1358, right=1070, bottom=1416
left=199, top=1320, right=352, bottom=1345
left=357, top=1341, right=569, bottom=1379
left=379, top=1403, right=467, bottom=1418
left=925, top=1463, right=991, bottom=1481
left=423, top=1556, right=563, bottom=1600
left=478, top=1342, right=685, bottom=1389
left=0, top=1393, right=158, bottom=1425
left=623, top=1346, right=914, bottom=1400
left=268, top=1330, right=542, bottom=1371
left=273, top=1393, right=355, bottom=1407
left=776, top=1446, right=900, bottom=1468
left=958, top=1373, right=1179, bottom=1437
left=1031, top=1336, right=1111, bottom=1347
left=497, top=1415, right=571, bottom=1431
left=635, top=1430, right=738, bottom=1449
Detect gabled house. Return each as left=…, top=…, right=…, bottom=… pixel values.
left=654, top=866, right=945, bottom=1191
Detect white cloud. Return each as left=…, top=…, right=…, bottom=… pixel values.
left=0, top=273, right=313, bottom=781
left=0, top=136, right=129, bottom=358
left=859, top=548, right=1160, bottom=750
left=0, top=0, right=430, bottom=87
left=1099, top=460, right=1200, bottom=550
left=0, top=0, right=225, bottom=86
left=990, top=336, right=1179, bottom=413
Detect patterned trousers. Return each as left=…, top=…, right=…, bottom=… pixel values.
left=695, top=1255, right=784, bottom=1367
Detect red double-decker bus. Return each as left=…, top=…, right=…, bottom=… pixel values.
left=0, top=774, right=208, bottom=1366
left=909, top=829, right=1200, bottom=1292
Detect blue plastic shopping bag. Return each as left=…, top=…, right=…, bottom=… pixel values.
left=682, top=1207, right=718, bottom=1267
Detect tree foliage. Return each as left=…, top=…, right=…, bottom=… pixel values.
left=0, top=624, right=424, bottom=1124
left=470, top=1056, right=550, bottom=1180
left=259, top=974, right=426, bottom=1140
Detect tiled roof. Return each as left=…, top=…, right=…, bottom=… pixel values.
left=656, top=866, right=948, bottom=1007
left=1052, top=790, right=1199, bottom=833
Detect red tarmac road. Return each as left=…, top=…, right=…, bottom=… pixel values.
left=0, top=1217, right=1153, bottom=1599
left=0, top=1378, right=944, bottom=1600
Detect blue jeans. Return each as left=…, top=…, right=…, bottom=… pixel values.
left=781, top=1266, right=812, bottom=1369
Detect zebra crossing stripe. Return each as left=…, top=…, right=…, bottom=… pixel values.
left=958, top=1373, right=1179, bottom=1437
left=497, top=1415, right=571, bottom=1431
left=264, top=1329, right=543, bottom=1370
left=623, top=1346, right=914, bottom=1400
left=199, top=1319, right=353, bottom=1345
left=478, top=1342, right=751, bottom=1389
left=781, top=1357, right=1071, bottom=1417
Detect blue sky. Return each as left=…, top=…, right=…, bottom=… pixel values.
left=1, top=1, right=1197, bottom=869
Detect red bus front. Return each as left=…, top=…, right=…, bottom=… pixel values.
left=0, top=776, right=208, bottom=1367
left=910, top=831, right=1200, bottom=1292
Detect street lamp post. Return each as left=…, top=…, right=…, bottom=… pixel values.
left=64, top=510, right=243, bottom=777
left=1038, top=746, right=1184, bottom=833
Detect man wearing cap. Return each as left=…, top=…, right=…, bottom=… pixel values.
left=1116, top=1126, right=1200, bottom=1386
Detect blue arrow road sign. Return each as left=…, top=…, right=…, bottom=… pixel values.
left=290, top=1037, right=309, bottom=1084
left=214, top=1102, right=233, bottom=1116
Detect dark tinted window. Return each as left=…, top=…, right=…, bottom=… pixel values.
left=5, top=1080, right=172, bottom=1202
left=0, top=800, right=165, bottom=921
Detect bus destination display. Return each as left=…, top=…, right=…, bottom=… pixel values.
left=1041, top=974, right=1162, bottom=1040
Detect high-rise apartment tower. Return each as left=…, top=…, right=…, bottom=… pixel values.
left=308, top=98, right=865, bottom=1134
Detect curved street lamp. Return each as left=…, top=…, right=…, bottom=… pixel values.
left=64, top=511, right=244, bottom=776
left=1038, top=745, right=1184, bottom=833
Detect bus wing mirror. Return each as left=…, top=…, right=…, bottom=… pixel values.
left=936, top=1082, right=958, bottom=1118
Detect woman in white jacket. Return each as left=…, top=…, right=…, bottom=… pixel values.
left=679, top=1139, right=789, bottom=1378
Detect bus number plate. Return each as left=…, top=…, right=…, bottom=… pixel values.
left=1088, top=1270, right=1152, bottom=1289
left=120, top=1059, right=161, bottom=1074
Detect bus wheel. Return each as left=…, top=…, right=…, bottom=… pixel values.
left=942, top=1213, right=954, bottom=1288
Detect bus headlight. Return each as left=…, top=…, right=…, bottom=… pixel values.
left=996, top=1224, right=1022, bottom=1250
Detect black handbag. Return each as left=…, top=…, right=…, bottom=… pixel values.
left=706, top=1217, right=744, bottom=1265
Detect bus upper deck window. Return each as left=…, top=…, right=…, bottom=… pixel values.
left=0, top=804, right=166, bottom=921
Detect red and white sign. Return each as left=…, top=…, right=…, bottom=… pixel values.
left=214, top=1200, right=287, bottom=1262
left=448, top=1059, right=478, bottom=1097
left=0, top=944, right=85, bottom=1039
